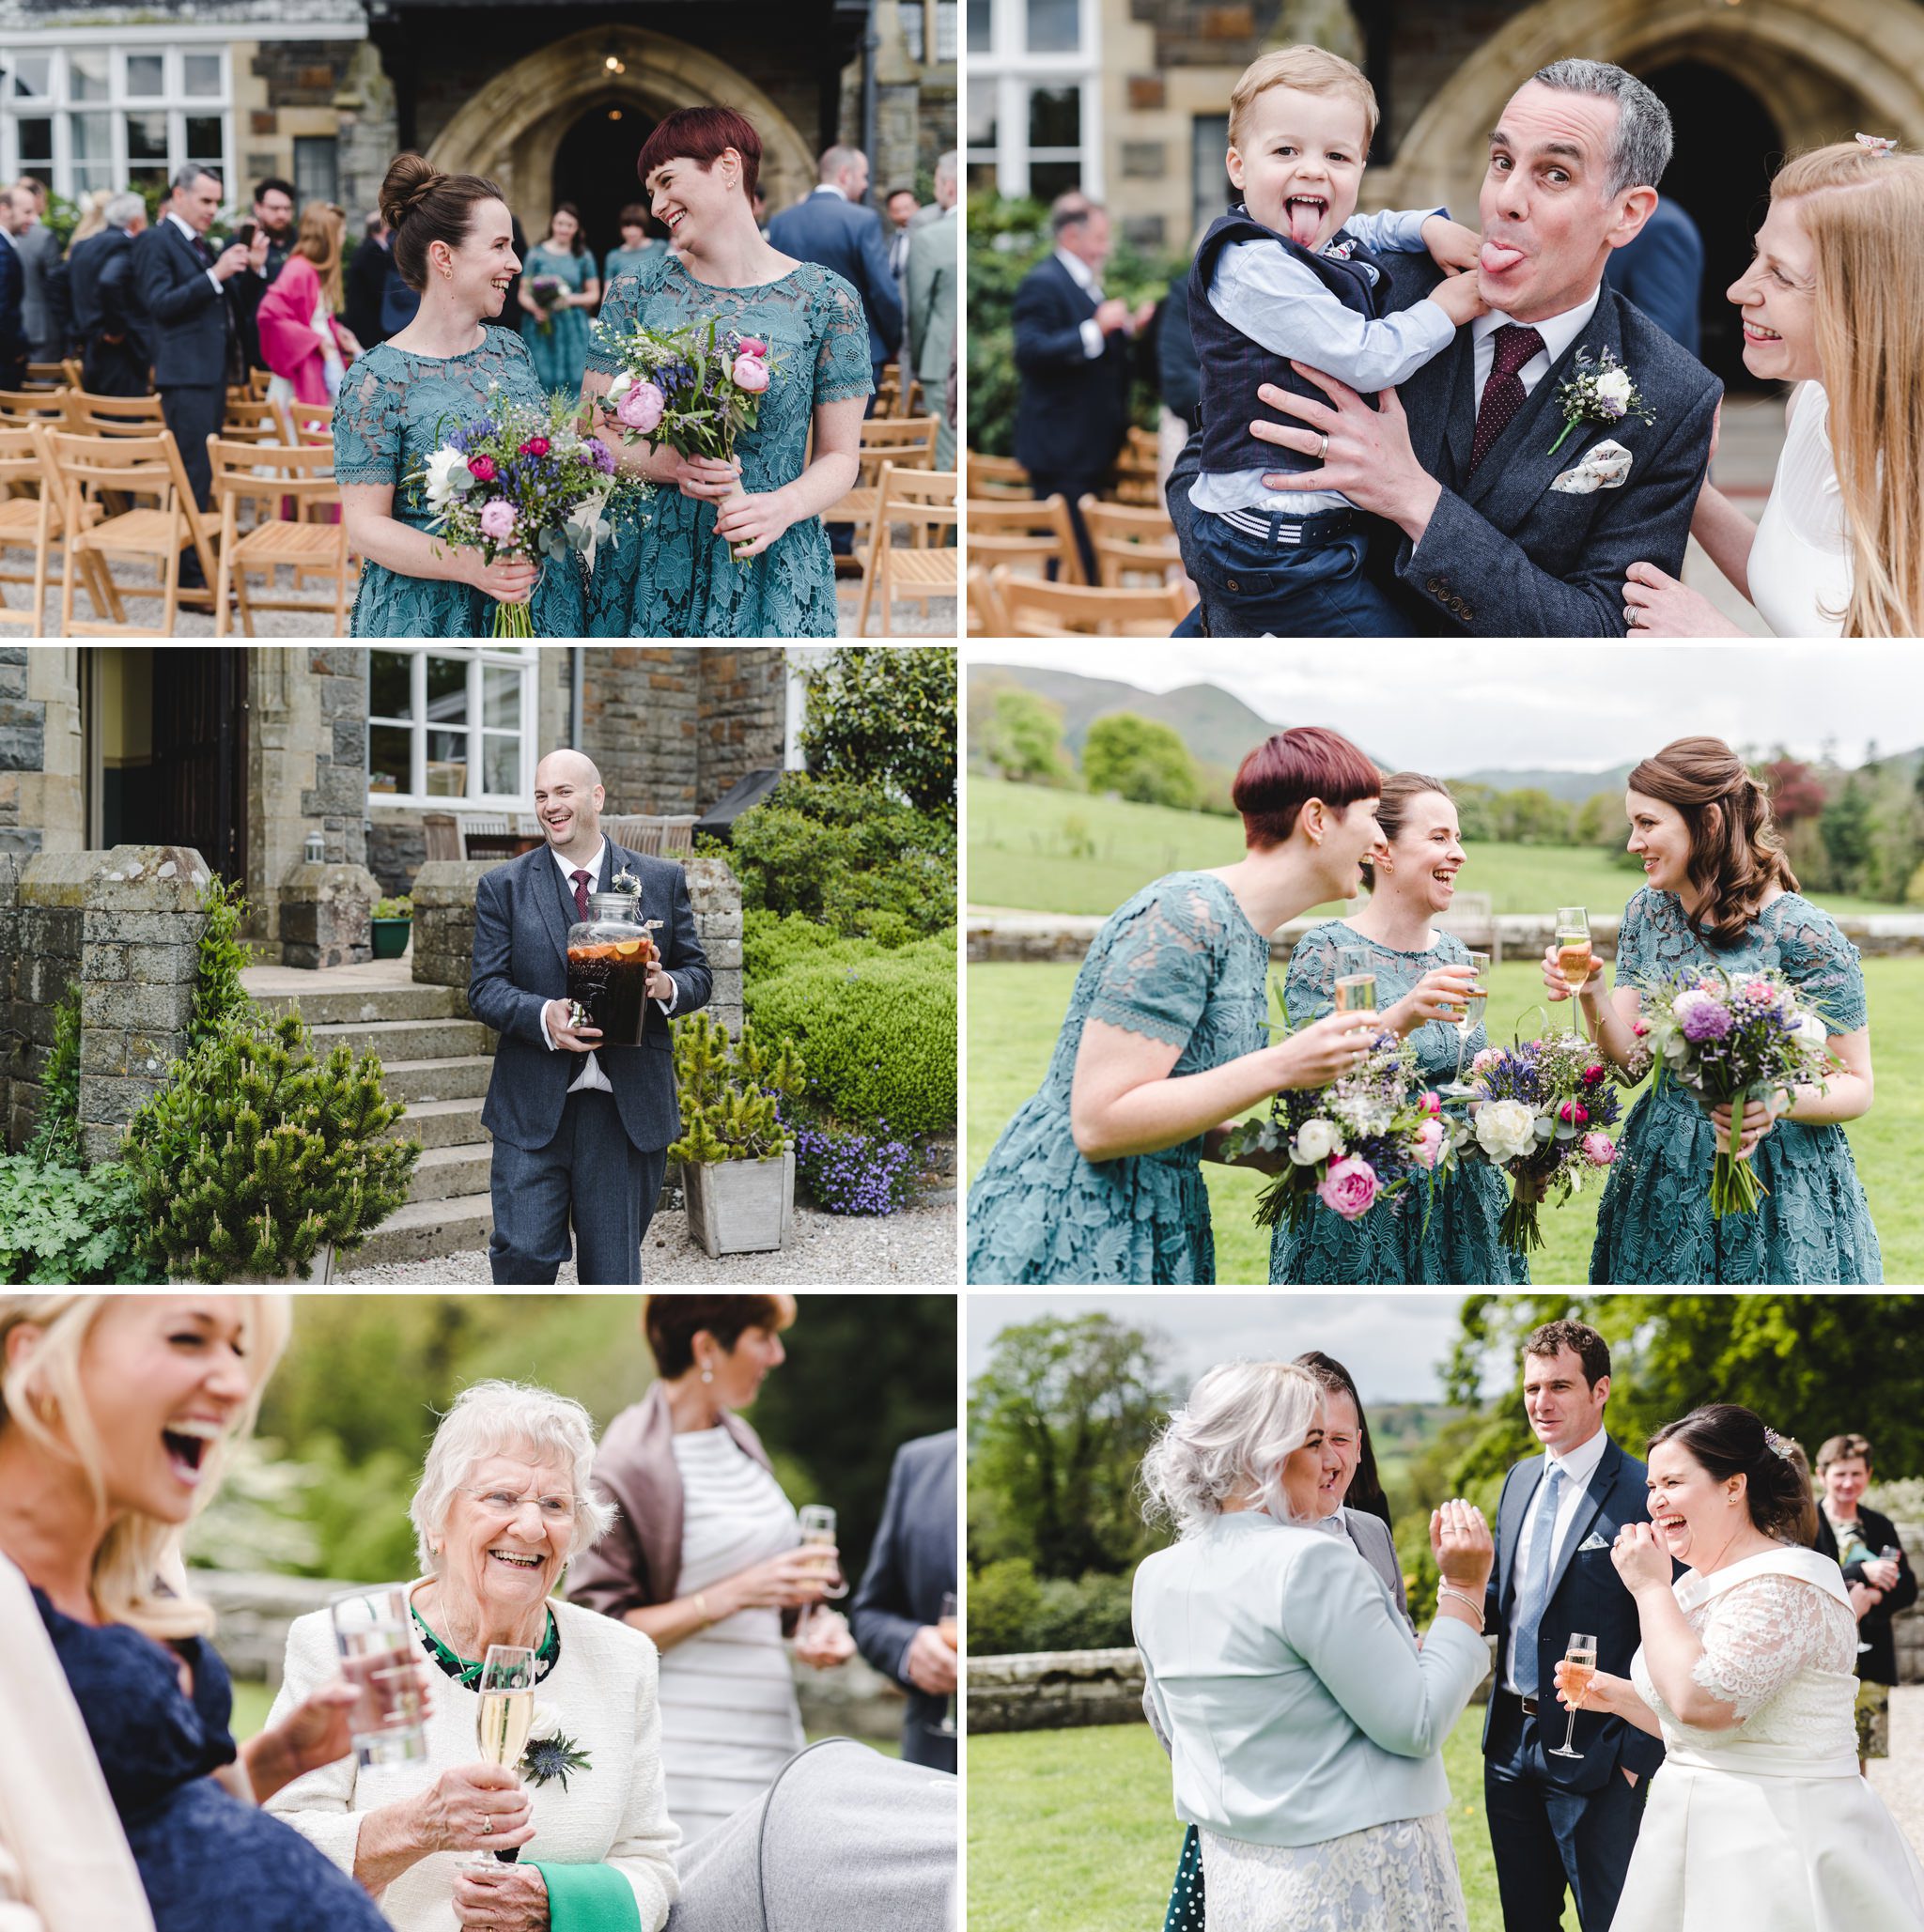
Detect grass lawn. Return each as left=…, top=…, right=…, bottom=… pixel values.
left=966, top=1713, right=1577, bottom=1932
left=965, top=778, right=1900, bottom=923
left=967, top=958, right=1924, bottom=1283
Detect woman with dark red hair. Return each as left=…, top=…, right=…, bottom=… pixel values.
left=968, top=728, right=1387, bottom=1285
left=1544, top=735, right=1880, bottom=1282
left=582, top=106, right=872, bottom=637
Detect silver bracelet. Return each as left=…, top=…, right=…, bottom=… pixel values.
left=1436, top=1584, right=1485, bottom=1630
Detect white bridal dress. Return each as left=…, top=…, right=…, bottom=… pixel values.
left=1613, top=1544, right=1924, bottom=1930
left=1747, top=381, right=1854, bottom=640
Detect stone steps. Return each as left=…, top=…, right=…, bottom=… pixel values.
left=408, top=1141, right=492, bottom=1203
left=388, top=1095, right=489, bottom=1150
left=377, top=1056, right=496, bottom=1104
left=352, top=1192, right=493, bottom=1269
left=311, top=1015, right=492, bottom=1060
left=258, top=983, right=462, bottom=1027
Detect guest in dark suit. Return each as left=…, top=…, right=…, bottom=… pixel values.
left=228, top=175, right=295, bottom=374
left=70, top=193, right=152, bottom=395
left=342, top=209, right=393, bottom=351
left=1484, top=1320, right=1667, bottom=1932
left=0, top=187, right=33, bottom=392
left=468, top=750, right=711, bottom=1286
left=1012, top=195, right=1154, bottom=582
left=12, top=178, right=60, bottom=364
left=767, top=145, right=903, bottom=400
left=848, top=1430, right=958, bottom=1773
left=1167, top=60, right=1718, bottom=638
left=1812, top=1431, right=1916, bottom=1746
left=1604, top=194, right=1704, bottom=359
left=137, top=164, right=266, bottom=538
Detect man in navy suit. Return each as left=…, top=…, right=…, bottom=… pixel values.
left=70, top=193, right=153, bottom=396
left=0, top=188, right=31, bottom=393
left=1167, top=59, right=1718, bottom=637
left=1604, top=194, right=1704, bottom=359
left=468, top=750, right=710, bottom=1286
left=768, top=144, right=903, bottom=402
left=1484, top=1321, right=1666, bottom=1931
left=136, top=164, right=265, bottom=546
left=849, top=1430, right=958, bottom=1772
left=1013, top=196, right=1155, bottom=582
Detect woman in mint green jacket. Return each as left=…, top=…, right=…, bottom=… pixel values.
left=1132, top=1361, right=1494, bottom=1931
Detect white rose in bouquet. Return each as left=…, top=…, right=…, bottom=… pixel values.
left=1474, top=1098, right=1539, bottom=1162
left=1595, top=366, right=1635, bottom=407
left=1290, top=1117, right=1345, bottom=1166
left=423, top=445, right=473, bottom=511
left=1793, top=1012, right=1828, bottom=1051
left=607, top=369, right=634, bottom=402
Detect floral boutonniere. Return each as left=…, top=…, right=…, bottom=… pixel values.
left=519, top=1707, right=593, bottom=1791
left=610, top=866, right=641, bottom=896
left=1547, top=347, right=1655, bottom=456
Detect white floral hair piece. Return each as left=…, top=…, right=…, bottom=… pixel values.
left=1855, top=132, right=1899, bottom=157
left=1762, top=1425, right=1796, bottom=1461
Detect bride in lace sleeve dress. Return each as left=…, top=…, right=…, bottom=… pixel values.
left=1552, top=1406, right=1924, bottom=1931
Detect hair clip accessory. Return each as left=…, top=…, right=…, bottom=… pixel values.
left=1763, top=1426, right=1795, bottom=1460
left=1855, top=132, right=1899, bottom=157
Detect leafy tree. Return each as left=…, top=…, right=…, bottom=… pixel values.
left=982, top=688, right=1073, bottom=787
left=1761, top=756, right=1826, bottom=828
left=1821, top=776, right=1873, bottom=889
left=1574, top=791, right=1623, bottom=850
left=970, top=1312, right=1179, bottom=1578
left=1451, top=782, right=1497, bottom=843
left=796, top=646, right=956, bottom=816
left=1497, top=788, right=1573, bottom=846
left=1082, top=713, right=1200, bottom=811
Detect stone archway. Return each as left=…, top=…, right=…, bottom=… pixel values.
left=1370, top=0, right=1924, bottom=228
left=426, top=24, right=815, bottom=240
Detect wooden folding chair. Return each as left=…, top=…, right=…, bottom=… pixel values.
left=967, top=494, right=1082, bottom=585
left=989, top=565, right=1194, bottom=636
left=221, top=395, right=287, bottom=448
left=36, top=426, right=186, bottom=636
left=855, top=462, right=956, bottom=636
left=965, top=451, right=1032, bottom=499
left=59, top=358, right=83, bottom=390
left=839, top=415, right=940, bottom=558
left=23, top=362, right=66, bottom=391
left=1078, top=494, right=1184, bottom=588
left=0, top=388, right=70, bottom=428
left=275, top=399, right=334, bottom=447
left=0, top=426, right=59, bottom=630
left=967, top=564, right=1010, bottom=637
left=64, top=391, right=165, bottom=437
left=207, top=437, right=349, bottom=636
left=1109, top=425, right=1162, bottom=506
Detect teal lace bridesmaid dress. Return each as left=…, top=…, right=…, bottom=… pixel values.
left=1268, top=922, right=1527, bottom=1287
left=1590, top=889, right=1882, bottom=1283
left=333, top=332, right=586, bottom=638
left=520, top=241, right=594, bottom=394
left=966, top=872, right=1270, bottom=1285
left=585, top=252, right=871, bottom=638
left=602, top=241, right=665, bottom=286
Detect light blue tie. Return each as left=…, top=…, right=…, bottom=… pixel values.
left=1512, top=1463, right=1566, bottom=1698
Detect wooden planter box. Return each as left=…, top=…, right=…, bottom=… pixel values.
left=682, top=1151, right=795, bottom=1258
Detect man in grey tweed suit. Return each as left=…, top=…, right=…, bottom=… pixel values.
left=469, top=750, right=710, bottom=1284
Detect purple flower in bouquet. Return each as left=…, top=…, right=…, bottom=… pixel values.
left=529, top=274, right=565, bottom=335
left=1679, top=997, right=1733, bottom=1043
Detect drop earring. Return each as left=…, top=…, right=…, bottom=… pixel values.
left=701, top=1368, right=714, bottom=1384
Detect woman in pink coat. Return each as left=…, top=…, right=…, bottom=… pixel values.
left=256, top=202, right=361, bottom=406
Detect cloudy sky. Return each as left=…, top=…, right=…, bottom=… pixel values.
left=965, top=1292, right=1511, bottom=1403
left=967, top=643, right=1921, bottom=773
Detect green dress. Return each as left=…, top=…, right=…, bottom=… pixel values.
left=520, top=241, right=594, bottom=395
left=332, top=332, right=585, bottom=638
left=585, top=251, right=872, bottom=638
left=1590, top=889, right=1882, bottom=1283
left=1268, top=922, right=1527, bottom=1287
left=966, top=872, right=1270, bottom=1285
left=602, top=242, right=665, bottom=286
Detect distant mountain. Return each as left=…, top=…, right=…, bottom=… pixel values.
left=1451, top=764, right=1637, bottom=804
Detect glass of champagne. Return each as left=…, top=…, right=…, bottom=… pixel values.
left=472, top=1644, right=537, bottom=1866
left=1333, top=947, right=1377, bottom=1020
left=1548, top=1631, right=1598, bottom=1759
left=929, top=1590, right=959, bottom=1739
left=795, top=1504, right=846, bottom=1638
left=1555, top=908, right=1593, bottom=1035
left=1442, top=951, right=1491, bottom=1094
left=329, top=1584, right=427, bottom=1768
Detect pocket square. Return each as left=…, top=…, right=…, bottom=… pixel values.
left=1578, top=1532, right=1611, bottom=1552
left=1550, top=440, right=1633, bottom=494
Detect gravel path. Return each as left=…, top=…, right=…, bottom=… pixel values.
left=1869, top=1684, right=1924, bottom=1853
left=337, top=1199, right=958, bottom=1286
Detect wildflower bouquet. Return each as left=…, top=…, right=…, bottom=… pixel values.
left=593, top=312, right=779, bottom=562
left=527, top=274, right=566, bottom=336
left=1454, top=1033, right=1622, bottom=1253
left=1219, top=1032, right=1451, bottom=1234
left=1634, top=965, right=1832, bottom=1217
left=415, top=386, right=639, bottom=638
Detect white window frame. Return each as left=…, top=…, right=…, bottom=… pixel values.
left=0, top=41, right=234, bottom=208
left=966, top=0, right=1102, bottom=200
left=365, top=646, right=539, bottom=811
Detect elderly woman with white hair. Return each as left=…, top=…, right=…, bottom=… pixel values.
left=1132, top=1361, right=1495, bottom=1932
left=266, top=1380, right=678, bottom=1932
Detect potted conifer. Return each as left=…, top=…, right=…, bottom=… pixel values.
left=668, top=1015, right=806, bottom=1257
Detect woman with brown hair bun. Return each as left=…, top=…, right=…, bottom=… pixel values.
left=1541, top=734, right=1880, bottom=1282
left=333, top=152, right=585, bottom=636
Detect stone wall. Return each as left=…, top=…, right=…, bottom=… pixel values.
left=0, top=646, right=82, bottom=863
left=699, top=652, right=789, bottom=808
left=1, top=849, right=84, bottom=1151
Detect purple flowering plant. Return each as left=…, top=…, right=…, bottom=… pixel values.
left=786, top=1110, right=931, bottom=1215
left=1633, top=965, right=1833, bottom=1217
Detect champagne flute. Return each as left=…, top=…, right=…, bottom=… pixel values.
left=1554, top=908, right=1593, bottom=1035
left=1547, top=1631, right=1598, bottom=1759
left=795, top=1504, right=845, bottom=1638
left=929, top=1590, right=959, bottom=1739
left=329, top=1584, right=427, bottom=1768
left=472, top=1644, right=536, bottom=1866
left=1441, top=951, right=1491, bottom=1095
left=1333, top=947, right=1377, bottom=1020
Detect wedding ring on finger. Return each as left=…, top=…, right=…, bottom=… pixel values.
left=1316, top=432, right=1329, bottom=461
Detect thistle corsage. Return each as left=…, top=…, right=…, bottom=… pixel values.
left=610, top=866, right=641, bottom=895
left=1546, top=347, right=1654, bottom=456
left=519, top=1706, right=593, bottom=1791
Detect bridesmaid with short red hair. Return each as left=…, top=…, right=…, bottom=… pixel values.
left=968, top=727, right=1389, bottom=1285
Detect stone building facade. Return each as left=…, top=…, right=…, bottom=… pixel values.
left=0, top=0, right=955, bottom=258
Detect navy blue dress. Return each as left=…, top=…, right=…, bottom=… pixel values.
left=33, top=1586, right=390, bottom=1932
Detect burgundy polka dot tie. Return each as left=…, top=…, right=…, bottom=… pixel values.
left=1468, top=323, right=1546, bottom=474
left=571, top=870, right=592, bottom=920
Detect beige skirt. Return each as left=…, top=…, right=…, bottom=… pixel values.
left=1199, top=1811, right=1468, bottom=1932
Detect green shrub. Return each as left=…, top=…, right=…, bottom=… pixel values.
left=969, top=1557, right=1046, bottom=1656
left=796, top=646, right=956, bottom=816
left=668, top=1015, right=807, bottom=1166
left=967, top=1560, right=1137, bottom=1655
left=718, top=774, right=954, bottom=943
left=372, top=895, right=412, bottom=920
left=0, top=1155, right=163, bottom=1284
left=22, top=980, right=82, bottom=1167
left=746, top=935, right=956, bottom=1135
left=192, top=873, right=259, bottom=1051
